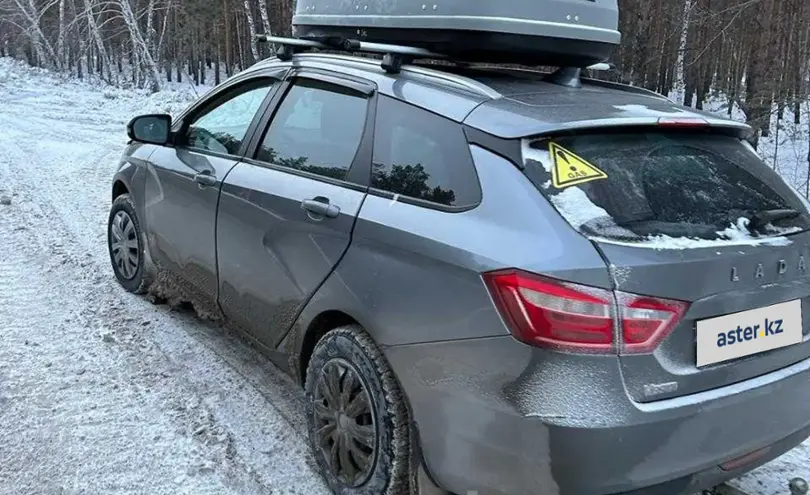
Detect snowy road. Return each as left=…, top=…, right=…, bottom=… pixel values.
left=0, top=61, right=330, bottom=495
left=1, top=58, right=809, bottom=495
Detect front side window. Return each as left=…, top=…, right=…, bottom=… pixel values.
left=256, top=79, right=368, bottom=181
left=522, top=131, right=810, bottom=245
left=185, top=80, right=274, bottom=155
left=371, top=96, right=481, bottom=208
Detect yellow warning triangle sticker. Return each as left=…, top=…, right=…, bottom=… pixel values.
left=549, top=142, right=608, bottom=189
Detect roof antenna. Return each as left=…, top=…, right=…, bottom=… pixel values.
left=544, top=67, right=582, bottom=89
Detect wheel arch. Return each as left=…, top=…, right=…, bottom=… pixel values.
left=112, top=179, right=129, bottom=202
left=297, top=309, right=359, bottom=387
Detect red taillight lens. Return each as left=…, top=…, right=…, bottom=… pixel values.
left=483, top=269, right=689, bottom=355
left=616, top=292, right=689, bottom=354
left=483, top=270, right=615, bottom=353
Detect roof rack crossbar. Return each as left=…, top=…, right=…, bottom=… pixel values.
left=254, top=35, right=624, bottom=90
left=256, top=35, right=447, bottom=74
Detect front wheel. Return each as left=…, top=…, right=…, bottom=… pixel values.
left=107, top=194, right=151, bottom=294
left=305, top=325, right=411, bottom=495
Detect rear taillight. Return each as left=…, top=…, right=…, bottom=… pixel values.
left=483, top=269, right=688, bottom=355
left=616, top=292, right=689, bottom=354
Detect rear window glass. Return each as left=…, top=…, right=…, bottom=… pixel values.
left=522, top=132, right=810, bottom=248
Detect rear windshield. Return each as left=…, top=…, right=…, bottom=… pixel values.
left=522, top=131, right=810, bottom=248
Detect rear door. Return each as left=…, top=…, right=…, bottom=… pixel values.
left=522, top=129, right=810, bottom=402
left=216, top=70, right=375, bottom=350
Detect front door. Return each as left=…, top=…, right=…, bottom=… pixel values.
left=216, top=73, right=375, bottom=349
left=143, top=75, right=282, bottom=305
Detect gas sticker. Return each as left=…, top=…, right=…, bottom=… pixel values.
left=549, top=142, right=608, bottom=189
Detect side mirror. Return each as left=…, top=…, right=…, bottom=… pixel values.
left=127, top=114, right=172, bottom=145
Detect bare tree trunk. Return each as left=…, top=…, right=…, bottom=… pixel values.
left=173, top=11, right=182, bottom=82
left=243, top=0, right=259, bottom=62
left=146, top=0, right=156, bottom=56
left=215, top=34, right=222, bottom=85
left=793, top=0, right=807, bottom=124
left=57, top=0, right=67, bottom=68
left=235, top=12, right=245, bottom=70
left=77, top=43, right=83, bottom=79
left=74, top=0, right=84, bottom=81
left=224, top=0, right=233, bottom=76
left=156, top=2, right=172, bottom=65
left=257, top=0, right=272, bottom=59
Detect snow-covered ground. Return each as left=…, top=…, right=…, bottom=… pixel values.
left=0, top=56, right=809, bottom=495
left=0, top=58, right=330, bottom=495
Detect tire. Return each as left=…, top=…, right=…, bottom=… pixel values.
left=107, top=194, right=152, bottom=294
left=305, top=325, right=411, bottom=495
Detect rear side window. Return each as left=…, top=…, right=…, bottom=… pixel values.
left=371, top=96, right=481, bottom=208
left=256, top=79, right=368, bottom=181
left=522, top=131, right=810, bottom=246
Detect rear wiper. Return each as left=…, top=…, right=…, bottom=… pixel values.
left=749, top=209, right=800, bottom=231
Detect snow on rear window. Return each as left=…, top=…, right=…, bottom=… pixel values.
left=595, top=220, right=797, bottom=250
left=521, top=132, right=810, bottom=249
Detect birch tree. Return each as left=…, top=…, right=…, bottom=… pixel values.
left=243, top=0, right=259, bottom=62
left=258, top=0, right=271, bottom=39
left=56, top=0, right=66, bottom=65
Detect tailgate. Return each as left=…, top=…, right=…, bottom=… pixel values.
left=599, top=238, right=810, bottom=402
left=521, top=127, right=810, bottom=401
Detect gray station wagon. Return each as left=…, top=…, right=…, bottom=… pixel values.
left=108, top=44, right=810, bottom=495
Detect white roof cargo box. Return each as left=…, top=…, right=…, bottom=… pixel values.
left=292, top=0, right=620, bottom=67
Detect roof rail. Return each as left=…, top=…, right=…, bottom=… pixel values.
left=256, top=35, right=448, bottom=74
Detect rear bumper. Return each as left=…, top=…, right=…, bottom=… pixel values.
left=384, top=336, right=810, bottom=495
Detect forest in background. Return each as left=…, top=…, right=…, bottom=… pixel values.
left=0, top=0, right=808, bottom=146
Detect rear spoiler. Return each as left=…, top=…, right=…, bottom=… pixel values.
left=465, top=111, right=755, bottom=142
left=535, top=117, right=754, bottom=140
left=462, top=117, right=756, bottom=172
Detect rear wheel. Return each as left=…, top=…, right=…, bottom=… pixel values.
left=305, top=325, right=411, bottom=495
left=107, top=194, right=151, bottom=294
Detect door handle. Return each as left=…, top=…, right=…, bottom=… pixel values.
left=301, top=197, right=340, bottom=219
left=194, top=171, right=217, bottom=187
